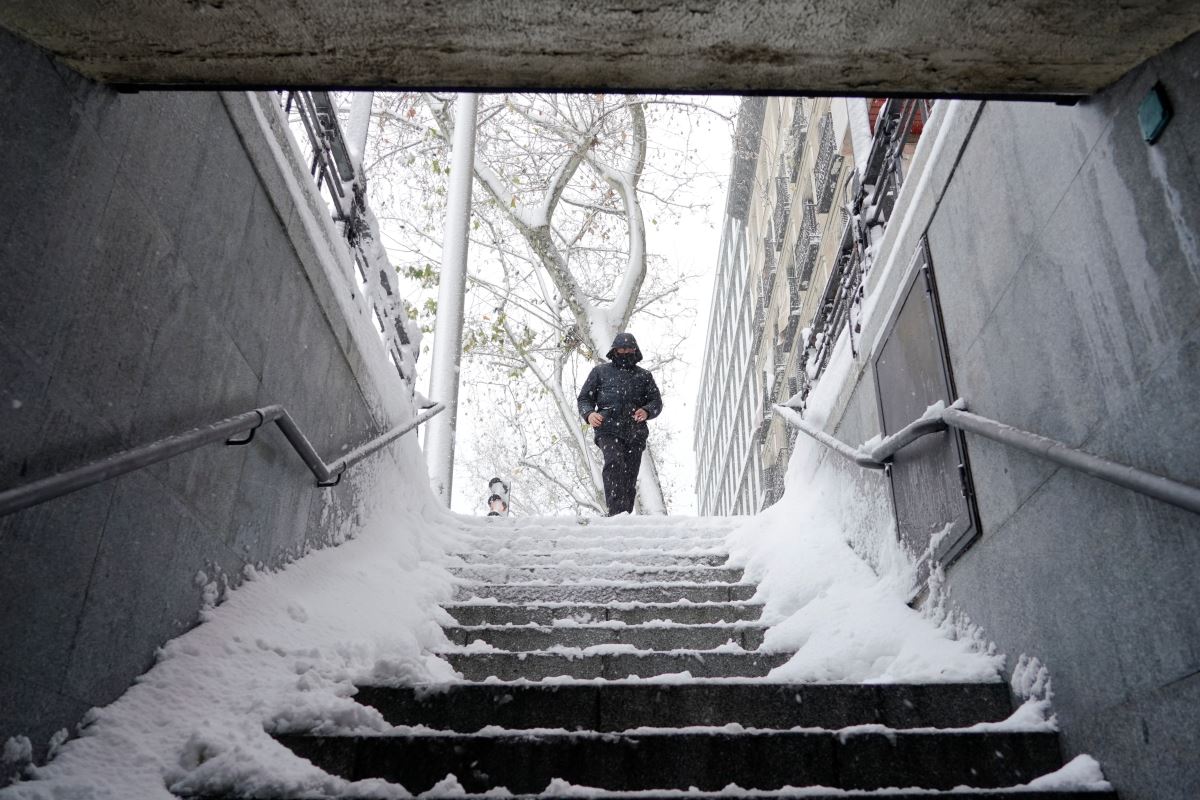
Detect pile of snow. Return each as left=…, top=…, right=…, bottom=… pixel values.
left=2, top=462, right=466, bottom=800
left=728, top=446, right=1003, bottom=682
left=734, top=336, right=1003, bottom=684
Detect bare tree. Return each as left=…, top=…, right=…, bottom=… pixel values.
left=366, top=93, right=729, bottom=514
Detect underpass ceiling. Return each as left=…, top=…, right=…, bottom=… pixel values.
left=2, top=1, right=1198, bottom=96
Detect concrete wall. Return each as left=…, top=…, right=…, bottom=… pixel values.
left=821, top=34, right=1199, bottom=799
left=928, top=39, right=1200, bottom=800
left=0, top=30, right=424, bottom=780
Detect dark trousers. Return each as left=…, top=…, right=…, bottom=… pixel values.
left=595, top=435, right=644, bottom=516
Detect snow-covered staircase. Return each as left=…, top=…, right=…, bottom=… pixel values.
left=269, top=516, right=1116, bottom=798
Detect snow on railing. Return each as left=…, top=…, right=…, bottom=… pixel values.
left=275, top=91, right=420, bottom=390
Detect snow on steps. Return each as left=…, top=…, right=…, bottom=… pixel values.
left=451, top=550, right=731, bottom=566
left=456, top=583, right=757, bottom=604
left=259, top=518, right=1109, bottom=798
left=451, top=794, right=1111, bottom=800
left=443, top=601, right=766, bottom=626
left=440, top=622, right=768, bottom=650
left=442, top=650, right=790, bottom=681
left=277, top=728, right=1065, bottom=793
left=353, top=682, right=1015, bottom=731
left=451, top=514, right=740, bottom=536
left=458, top=535, right=730, bottom=555
left=203, top=792, right=1112, bottom=800
left=448, top=564, right=746, bottom=583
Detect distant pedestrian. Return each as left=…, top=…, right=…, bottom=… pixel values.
left=577, top=333, right=663, bottom=516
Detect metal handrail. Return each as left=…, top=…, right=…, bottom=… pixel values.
left=941, top=407, right=1200, bottom=516
left=773, top=406, right=884, bottom=470
left=773, top=399, right=1200, bottom=517
left=0, top=403, right=445, bottom=518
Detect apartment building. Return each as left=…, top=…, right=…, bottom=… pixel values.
left=693, top=98, right=765, bottom=516
left=696, top=96, right=928, bottom=513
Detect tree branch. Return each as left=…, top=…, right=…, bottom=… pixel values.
left=519, top=460, right=605, bottom=515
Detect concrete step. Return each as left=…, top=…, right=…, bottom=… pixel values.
left=276, top=729, right=1064, bottom=793
left=443, top=602, right=766, bottom=626
left=197, top=791, right=1114, bottom=799
left=459, top=535, right=728, bottom=553
left=198, top=791, right=1115, bottom=799
left=449, top=565, right=744, bottom=583
left=442, top=650, right=789, bottom=680
left=454, top=583, right=756, bottom=604
left=452, top=550, right=730, bottom=567
left=472, top=794, right=1113, bottom=800
left=456, top=519, right=737, bottom=538
left=443, top=623, right=767, bottom=651
left=355, top=681, right=1014, bottom=732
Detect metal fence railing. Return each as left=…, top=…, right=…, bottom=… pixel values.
left=774, top=399, right=1200, bottom=518
left=0, top=403, right=445, bottom=518
left=275, top=91, right=418, bottom=388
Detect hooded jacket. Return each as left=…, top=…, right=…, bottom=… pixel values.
left=577, top=333, right=663, bottom=445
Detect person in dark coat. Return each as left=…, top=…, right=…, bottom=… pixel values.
left=577, top=332, right=663, bottom=516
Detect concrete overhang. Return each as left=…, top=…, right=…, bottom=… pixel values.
left=2, top=1, right=1199, bottom=96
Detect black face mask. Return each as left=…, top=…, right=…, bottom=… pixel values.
left=611, top=353, right=638, bottom=368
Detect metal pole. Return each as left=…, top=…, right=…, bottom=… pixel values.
left=425, top=93, right=478, bottom=507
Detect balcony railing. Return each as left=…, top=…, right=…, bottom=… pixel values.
left=792, top=200, right=820, bottom=295
left=762, top=253, right=777, bottom=311
left=812, top=113, right=843, bottom=213
left=774, top=176, right=791, bottom=249
left=784, top=98, right=935, bottom=418
left=773, top=350, right=788, bottom=399
left=859, top=97, right=933, bottom=229
left=753, top=302, right=766, bottom=348
left=788, top=102, right=810, bottom=184
left=761, top=462, right=785, bottom=508
left=792, top=219, right=864, bottom=414
left=782, top=309, right=800, bottom=351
